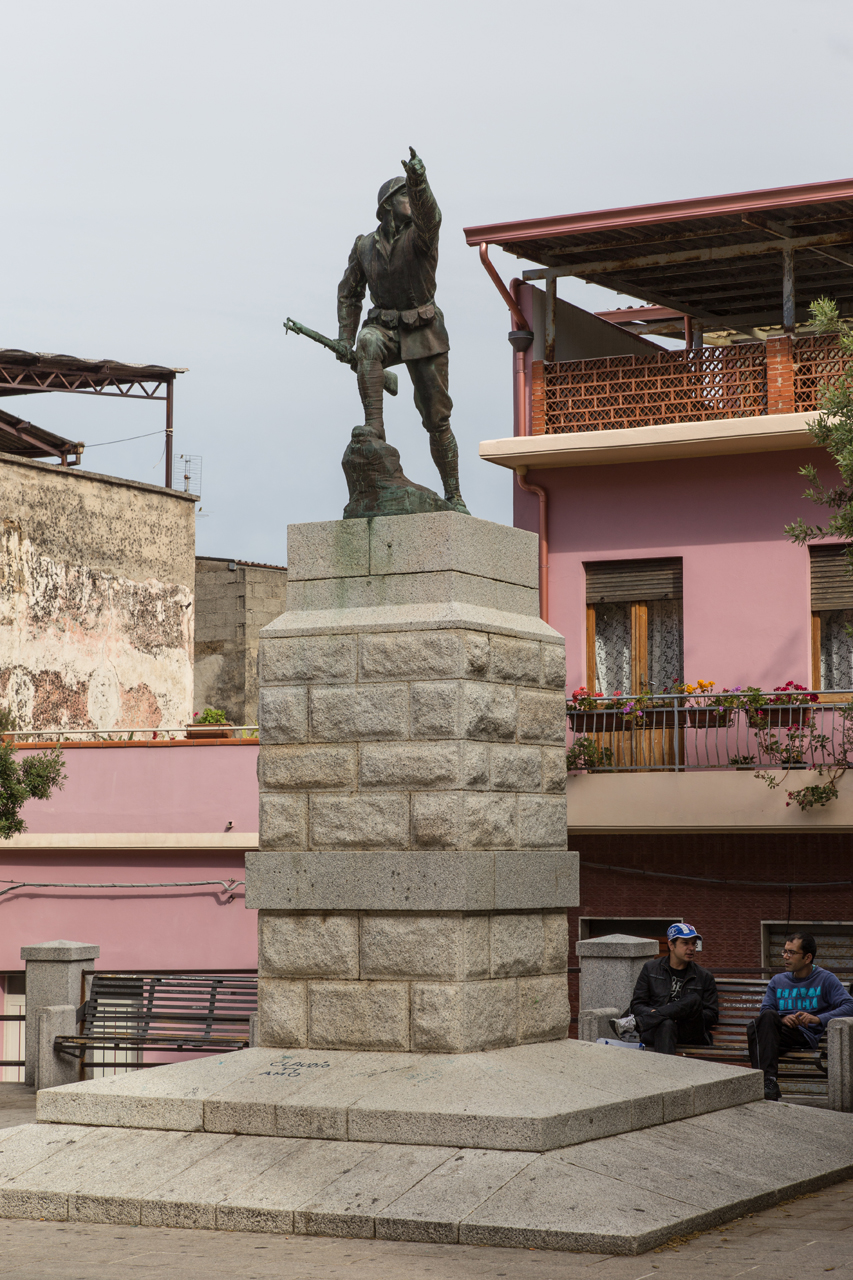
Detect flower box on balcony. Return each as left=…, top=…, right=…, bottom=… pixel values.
left=686, top=708, right=734, bottom=728
left=185, top=723, right=235, bottom=740
left=756, top=708, right=812, bottom=729
left=567, top=710, right=627, bottom=732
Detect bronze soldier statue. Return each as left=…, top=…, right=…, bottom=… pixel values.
left=333, top=148, right=469, bottom=515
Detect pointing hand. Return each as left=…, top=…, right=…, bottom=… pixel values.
left=401, top=146, right=425, bottom=181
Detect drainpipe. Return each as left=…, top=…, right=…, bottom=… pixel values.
left=477, top=243, right=547, bottom=620
left=515, top=466, right=549, bottom=625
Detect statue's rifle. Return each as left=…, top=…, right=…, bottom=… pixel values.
left=284, top=318, right=398, bottom=395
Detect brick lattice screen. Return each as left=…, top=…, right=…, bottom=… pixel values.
left=792, top=333, right=848, bottom=412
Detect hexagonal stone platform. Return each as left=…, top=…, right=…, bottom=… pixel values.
left=2, top=1102, right=852, bottom=1252
left=35, top=1040, right=762, bottom=1151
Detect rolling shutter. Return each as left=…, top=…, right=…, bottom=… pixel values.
left=810, top=545, right=853, bottom=611
left=585, top=558, right=682, bottom=604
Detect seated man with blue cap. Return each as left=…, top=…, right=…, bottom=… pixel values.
left=610, top=923, right=718, bottom=1054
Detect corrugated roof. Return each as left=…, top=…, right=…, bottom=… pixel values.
left=464, top=177, right=853, bottom=329
left=0, top=408, right=82, bottom=462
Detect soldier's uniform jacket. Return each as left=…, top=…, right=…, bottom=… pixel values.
left=337, top=173, right=449, bottom=364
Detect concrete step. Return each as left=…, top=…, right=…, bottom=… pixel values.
left=1, top=1103, right=852, bottom=1253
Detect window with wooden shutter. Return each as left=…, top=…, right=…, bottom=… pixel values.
left=810, top=546, right=853, bottom=691
left=584, top=559, right=683, bottom=695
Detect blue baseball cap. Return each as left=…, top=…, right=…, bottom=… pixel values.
left=667, top=923, right=702, bottom=942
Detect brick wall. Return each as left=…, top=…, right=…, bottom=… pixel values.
left=568, top=832, right=853, bottom=1021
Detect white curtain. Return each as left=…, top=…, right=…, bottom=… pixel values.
left=820, top=609, right=853, bottom=690
left=594, top=602, right=631, bottom=695
left=648, top=598, right=684, bottom=692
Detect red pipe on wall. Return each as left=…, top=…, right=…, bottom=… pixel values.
left=515, top=466, right=549, bottom=624
left=476, top=244, right=547, bottom=620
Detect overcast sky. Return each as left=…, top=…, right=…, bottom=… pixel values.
left=3, top=0, right=851, bottom=564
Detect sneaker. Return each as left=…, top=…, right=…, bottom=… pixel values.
left=764, top=1076, right=781, bottom=1102
left=609, top=1015, right=637, bottom=1040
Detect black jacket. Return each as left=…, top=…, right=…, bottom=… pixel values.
left=630, top=956, right=719, bottom=1041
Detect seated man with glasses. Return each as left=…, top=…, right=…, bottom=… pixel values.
left=749, top=931, right=853, bottom=1101
left=610, top=923, right=718, bottom=1054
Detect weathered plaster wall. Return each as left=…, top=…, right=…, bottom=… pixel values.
left=194, top=557, right=287, bottom=725
left=0, top=455, right=196, bottom=730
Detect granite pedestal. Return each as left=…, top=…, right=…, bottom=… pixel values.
left=249, top=513, right=575, bottom=1053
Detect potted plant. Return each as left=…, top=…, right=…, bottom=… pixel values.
left=186, top=708, right=234, bottom=740
left=566, top=687, right=627, bottom=732
left=566, top=736, right=614, bottom=772
left=679, top=681, right=737, bottom=727
left=745, top=682, right=818, bottom=729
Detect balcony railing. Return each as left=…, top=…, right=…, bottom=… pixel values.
left=533, top=333, right=843, bottom=434
left=566, top=692, right=853, bottom=773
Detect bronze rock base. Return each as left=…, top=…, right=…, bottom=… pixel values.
left=342, top=424, right=456, bottom=519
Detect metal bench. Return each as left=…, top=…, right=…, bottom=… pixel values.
left=54, top=970, right=258, bottom=1070
left=678, top=977, right=829, bottom=1097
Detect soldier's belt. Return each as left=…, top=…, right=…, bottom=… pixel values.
left=367, top=301, right=436, bottom=329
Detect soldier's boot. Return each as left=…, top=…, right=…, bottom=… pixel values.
left=429, top=427, right=470, bottom=515
left=357, top=359, right=386, bottom=440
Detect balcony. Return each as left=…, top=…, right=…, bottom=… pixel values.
left=532, top=333, right=843, bottom=436
left=566, top=693, right=853, bottom=832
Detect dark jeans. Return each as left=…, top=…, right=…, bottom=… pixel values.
left=747, top=1008, right=810, bottom=1077
left=638, top=992, right=706, bottom=1055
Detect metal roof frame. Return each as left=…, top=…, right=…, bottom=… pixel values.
left=464, top=176, right=853, bottom=336
left=0, top=350, right=186, bottom=483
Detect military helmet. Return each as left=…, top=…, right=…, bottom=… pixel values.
left=376, top=175, right=407, bottom=220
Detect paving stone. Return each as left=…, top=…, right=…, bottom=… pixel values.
left=216, top=1137, right=377, bottom=1233
left=375, top=1147, right=536, bottom=1243
left=0, top=1122, right=105, bottom=1187
left=293, top=1141, right=456, bottom=1238
left=460, top=1152, right=713, bottom=1253
left=35, top=1050, right=288, bottom=1132
left=138, top=1135, right=291, bottom=1229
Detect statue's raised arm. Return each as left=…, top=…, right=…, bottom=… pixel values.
left=401, top=147, right=441, bottom=254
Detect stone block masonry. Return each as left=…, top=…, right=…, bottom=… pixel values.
left=249, top=513, right=577, bottom=1053
left=257, top=910, right=570, bottom=1052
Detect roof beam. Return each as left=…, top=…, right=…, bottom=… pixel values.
left=520, top=230, right=853, bottom=280
left=742, top=212, right=853, bottom=272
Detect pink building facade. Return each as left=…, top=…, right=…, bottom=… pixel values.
left=467, top=178, right=853, bottom=1001
left=0, top=739, right=259, bottom=1076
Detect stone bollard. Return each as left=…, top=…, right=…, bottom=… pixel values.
left=21, top=940, right=99, bottom=1086
left=827, top=1016, right=853, bottom=1112
left=36, top=1006, right=80, bottom=1090
left=577, top=1007, right=619, bottom=1043
left=575, top=934, right=658, bottom=1017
